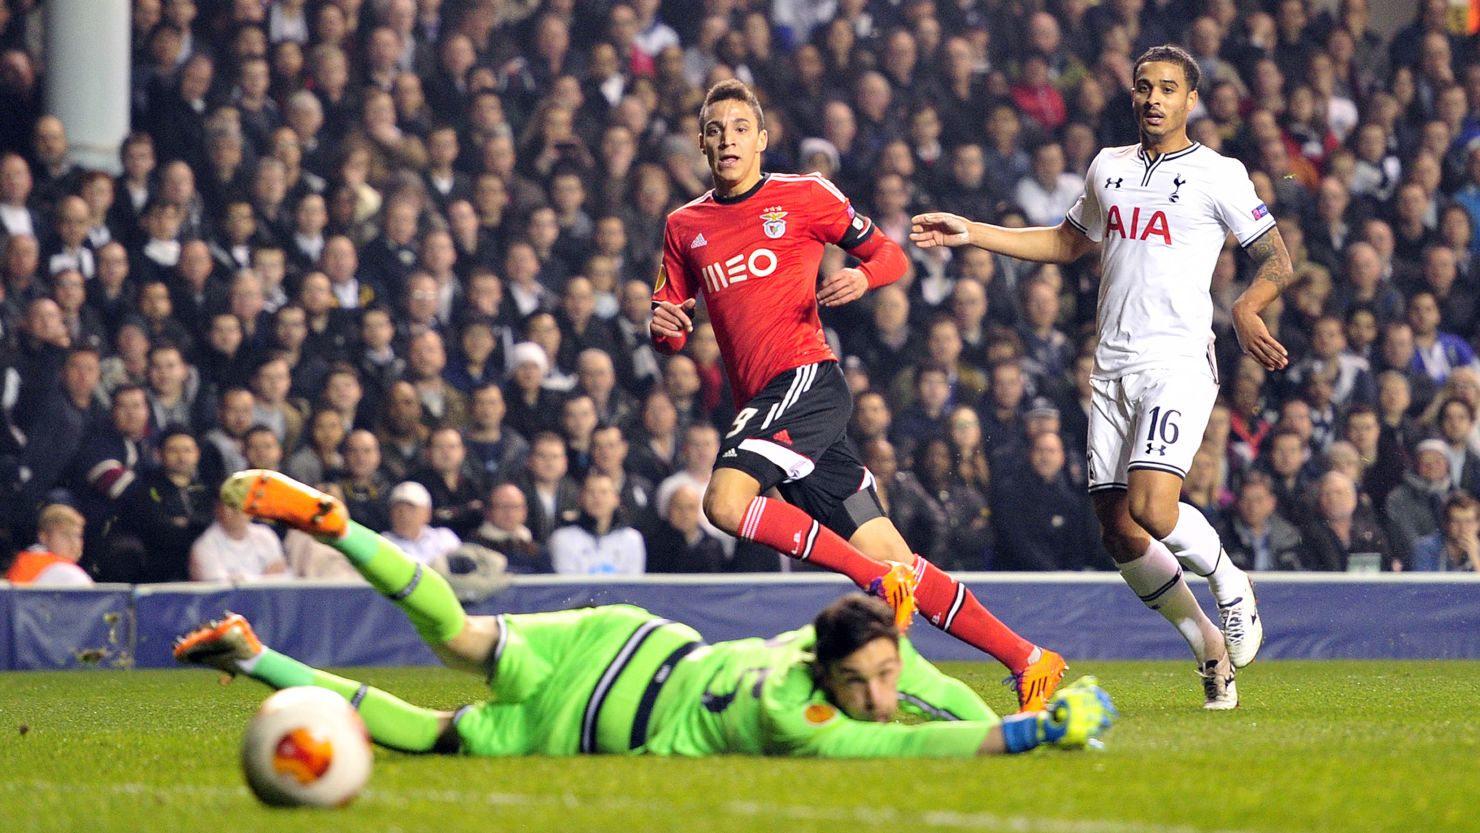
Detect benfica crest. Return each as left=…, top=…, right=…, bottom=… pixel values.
left=760, top=206, right=788, bottom=239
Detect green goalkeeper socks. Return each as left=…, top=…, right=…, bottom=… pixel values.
left=331, top=521, right=467, bottom=644
left=245, top=648, right=447, bottom=753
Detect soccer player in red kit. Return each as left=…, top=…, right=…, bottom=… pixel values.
left=649, top=80, right=1066, bottom=711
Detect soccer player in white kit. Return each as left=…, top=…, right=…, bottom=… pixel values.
left=912, top=45, right=1292, bottom=709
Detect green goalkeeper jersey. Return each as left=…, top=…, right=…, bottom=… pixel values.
left=451, top=606, right=1002, bottom=758
left=641, top=625, right=1002, bottom=758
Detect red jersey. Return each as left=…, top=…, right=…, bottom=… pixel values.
left=654, top=173, right=879, bottom=404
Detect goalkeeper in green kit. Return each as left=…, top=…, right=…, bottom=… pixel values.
left=176, top=471, right=1116, bottom=757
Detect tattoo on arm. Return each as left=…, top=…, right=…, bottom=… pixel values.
left=1245, top=228, right=1293, bottom=292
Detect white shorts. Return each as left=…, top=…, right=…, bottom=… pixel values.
left=1086, top=366, right=1219, bottom=493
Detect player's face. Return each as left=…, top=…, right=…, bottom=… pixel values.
left=822, top=637, right=901, bottom=723
left=1132, top=61, right=1197, bottom=148
left=699, top=98, right=767, bottom=193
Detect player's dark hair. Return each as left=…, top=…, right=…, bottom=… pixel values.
left=701, top=79, right=765, bottom=132
left=1134, top=44, right=1201, bottom=93
left=813, top=594, right=899, bottom=679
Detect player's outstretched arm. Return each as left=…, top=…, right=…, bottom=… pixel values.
left=1231, top=227, right=1293, bottom=371
left=910, top=212, right=1095, bottom=265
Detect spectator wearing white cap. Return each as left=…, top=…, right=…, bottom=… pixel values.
left=1383, top=438, right=1453, bottom=569
left=502, top=340, right=565, bottom=442
left=381, top=480, right=462, bottom=566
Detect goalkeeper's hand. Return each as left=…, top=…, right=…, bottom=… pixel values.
left=1000, top=676, right=1117, bottom=753
left=1038, top=676, right=1117, bottom=749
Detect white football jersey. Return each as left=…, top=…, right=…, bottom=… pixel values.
left=1065, top=142, right=1275, bottom=378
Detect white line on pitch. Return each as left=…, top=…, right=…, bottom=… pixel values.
left=4, top=779, right=1289, bottom=833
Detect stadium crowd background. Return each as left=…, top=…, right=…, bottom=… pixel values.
left=1, top=0, right=1477, bottom=585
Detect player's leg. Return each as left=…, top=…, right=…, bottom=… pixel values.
left=1125, top=371, right=1263, bottom=667
left=1090, top=376, right=1236, bottom=706
left=704, top=466, right=890, bottom=585
left=847, top=511, right=1067, bottom=712
left=1095, top=488, right=1237, bottom=710
left=222, top=470, right=496, bottom=673
left=703, top=364, right=894, bottom=588
left=1095, top=486, right=1224, bottom=663
left=174, top=613, right=459, bottom=752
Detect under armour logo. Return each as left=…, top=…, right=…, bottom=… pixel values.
left=1106, top=177, right=1123, bottom=189
left=1170, top=174, right=1186, bottom=202
left=1145, top=442, right=1167, bottom=456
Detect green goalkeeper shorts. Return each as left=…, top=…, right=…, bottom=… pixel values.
left=452, top=605, right=704, bottom=756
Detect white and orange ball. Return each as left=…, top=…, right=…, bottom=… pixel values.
left=241, top=687, right=372, bottom=807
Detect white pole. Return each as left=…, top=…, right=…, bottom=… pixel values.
left=44, top=0, right=131, bottom=174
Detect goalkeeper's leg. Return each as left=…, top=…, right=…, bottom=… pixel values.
left=174, top=613, right=456, bottom=753
left=221, top=470, right=500, bottom=673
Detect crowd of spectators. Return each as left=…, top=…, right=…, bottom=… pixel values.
left=3, top=0, right=1480, bottom=586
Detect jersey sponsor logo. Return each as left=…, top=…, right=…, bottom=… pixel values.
left=760, top=206, right=788, bottom=239
left=1105, top=177, right=1123, bottom=189
left=691, top=232, right=708, bottom=249
left=654, top=263, right=668, bottom=293
left=700, top=247, right=778, bottom=292
left=803, top=703, right=838, bottom=725
left=1252, top=203, right=1270, bottom=220
left=1104, top=205, right=1173, bottom=245
left=771, top=428, right=793, bottom=446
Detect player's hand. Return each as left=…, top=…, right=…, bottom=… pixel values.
left=649, top=298, right=697, bottom=339
left=1040, top=676, right=1116, bottom=750
left=910, top=212, right=971, bottom=248
left=1232, top=306, right=1289, bottom=371
left=817, top=267, right=869, bottom=307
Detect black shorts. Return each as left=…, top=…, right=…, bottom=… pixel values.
left=716, top=361, right=883, bottom=539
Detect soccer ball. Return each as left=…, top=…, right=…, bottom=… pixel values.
left=241, top=687, right=372, bottom=807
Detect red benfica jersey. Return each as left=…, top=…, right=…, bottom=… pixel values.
left=655, top=173, right=875, bottom=404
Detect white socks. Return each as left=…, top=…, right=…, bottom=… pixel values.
left=1118, top=540, right=1225, bottom=664
left=1162, top=502, right=1246, bottom=606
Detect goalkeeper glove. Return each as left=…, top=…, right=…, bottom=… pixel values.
left=1000, top=676, right=1117, bottom=753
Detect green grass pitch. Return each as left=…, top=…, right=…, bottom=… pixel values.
left=4, top=660, right=1477, bottom=833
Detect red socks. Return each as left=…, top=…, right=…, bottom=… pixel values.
left=910, top=556, right=1035, bottom=672
left=738, top=497, right=1037, bottom=672
left=739, top=496, right=887, bottom=586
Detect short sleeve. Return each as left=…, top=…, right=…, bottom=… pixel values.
left=808, top=176, right=876, bottom=250
left=654, top=216, right=695, bottom=305
left=1212, top=157, right=1277, bottom=247
left=1064, top=154, right=1103, bottom=242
